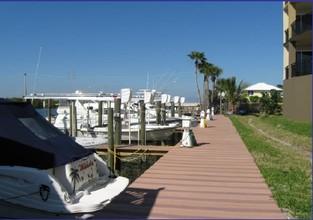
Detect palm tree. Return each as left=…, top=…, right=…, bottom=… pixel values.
left=199, top=61, right=214, bottom=111
left=216, top=78, right=227, bottom=114
left=210, top=65, right=223, bottom=111
left=223, top=77, right=243, bottom=113
left=188, top=51, right=206, bottom=110
left=70, top=168, right=81, bottom=192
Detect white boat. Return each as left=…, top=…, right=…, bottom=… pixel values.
left=25, top=89, right=191, bottom=143
left=72, top=136, right=108, bottom=149
left=25, top=90, right=118, bottom=133
left=123, top=123, right=179, bottom=141
left=0, top=99, right=129, bottom=218
left=86, top=122, right=180, bottom=142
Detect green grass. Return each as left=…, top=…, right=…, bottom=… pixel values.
left=260, top=115, right=312, bottom=138
left=229, top=115, right=312, bottom=219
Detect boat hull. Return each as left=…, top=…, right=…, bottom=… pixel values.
left=120, top=125, right=178, bottom=141
left=0, top=200, right=93, bottom=219
left=72, top=136, right=107, bottom=148
left=84, top=123, right=179, bottom=142
left=0, top=153, right=129, bottom=218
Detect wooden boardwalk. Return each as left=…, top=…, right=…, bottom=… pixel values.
left=93, top=115, right=285, bottom=219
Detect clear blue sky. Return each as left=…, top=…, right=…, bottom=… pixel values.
left=0, top=1, right=283, bottom=102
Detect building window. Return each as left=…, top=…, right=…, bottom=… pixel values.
left=296, top=51, right=312, bottom=62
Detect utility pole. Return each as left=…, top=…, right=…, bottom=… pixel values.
left=24, top=73, right=27, bottom=96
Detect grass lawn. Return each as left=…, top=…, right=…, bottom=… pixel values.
left=229, top=114, right=312, bottom=219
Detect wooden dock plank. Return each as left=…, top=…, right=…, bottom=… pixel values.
left=93, top=115, right=286, bottom=219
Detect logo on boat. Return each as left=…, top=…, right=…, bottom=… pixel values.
left=79, top=160, right=94, bottom=171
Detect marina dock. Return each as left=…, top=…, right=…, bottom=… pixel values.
left=93, top=115, right=285, bottom=219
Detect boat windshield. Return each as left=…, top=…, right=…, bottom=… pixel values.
left=19, top=118, right=59, bottom=140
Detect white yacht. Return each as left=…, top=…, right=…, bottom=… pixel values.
left=0, top=99, right=129, bottom=218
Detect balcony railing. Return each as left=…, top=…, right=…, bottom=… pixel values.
left=291, top=59, right=312, bottom=77
left=284, top=29, right=289, bottom=45
left=285, top=66, right=290, bottom=79
left=291, top=13, right=312, bottom=38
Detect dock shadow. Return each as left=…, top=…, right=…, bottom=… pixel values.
left=92, top=187, right=164, bottom=218
left=195, top=142, right=210, bottom=146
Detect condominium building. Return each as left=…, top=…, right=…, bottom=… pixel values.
left=283, top=1, right=312, bottom=121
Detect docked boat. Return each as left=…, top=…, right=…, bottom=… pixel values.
left=0, top=99, right=129, bottom=218
left=82, top=122, right=180, bottom=142
left=72, top=136, right=108, bottom=149
left=25, top=90, right=119, bottom=133
left=25, top=90, right=182, bottom=141
left=122, top=122, right=179, bottom=142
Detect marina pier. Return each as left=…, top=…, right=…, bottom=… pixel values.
left=92, top=115, right=285, bottom=219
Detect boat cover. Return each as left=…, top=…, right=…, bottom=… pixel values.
left=0, top=99, right=93, bottom=169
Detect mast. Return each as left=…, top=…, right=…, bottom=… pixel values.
left=32, top=46, right=43, bottom=95
left=23, top=73, right=27, bottom=96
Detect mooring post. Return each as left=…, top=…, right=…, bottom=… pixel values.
left=114, top=98, right=121, bottom=145
left=171, top=101, right=175, bottom=117
left=72, top=101, right=77, bottom=137
left=178, top=99, right=182, bottom=117
left=47, top=99, right=51, bottom=123
left=156, top=100, right=161, bottom=125
left=161, top=102, right=166, bottom=125
left=98, top=101, right=103, bottom=126
left=107, top=106, right=115, bottom=173
left=69, top=101, right=72, bottom=136
left=161, top=102, right=166, bottom=145
left=140, top=100, right=146, bottom=145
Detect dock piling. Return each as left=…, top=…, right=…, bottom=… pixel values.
left=114, top=98, right=121, bottom=145
left=71, top=101, right=77, bottom=137
left=156, top=101, right=161, bottom=125
left=47, top=99, right=51, bottom=123
left=107, top=107, right=115, bottom=174
left=140, top=100, right=146, bottom=145
left=98, top=101, right=103, bottom=126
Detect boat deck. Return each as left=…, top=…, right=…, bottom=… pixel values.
left=93, top=115, right=286, bottom=219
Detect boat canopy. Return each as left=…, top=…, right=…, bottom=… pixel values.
left=0, top=99, right=93, bottom=169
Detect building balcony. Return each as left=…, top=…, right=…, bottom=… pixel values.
left=291, top=59, right=312, bottom=78
left=284, top=13, right=311, bottom=47
left=290, top=2, right=312, bottom=11
left=284, top=29, right=289, bottom=47
left=291, top=13, right=312, bottom=39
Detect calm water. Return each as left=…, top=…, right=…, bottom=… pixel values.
left=101, top=155, right=162, bottom=184
left=36, top=108, right=58, bottom=118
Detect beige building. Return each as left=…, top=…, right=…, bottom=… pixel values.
left=283, top=1, right=312, bottom=121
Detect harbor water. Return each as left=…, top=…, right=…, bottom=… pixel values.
left=101, top=154, right=162, bottom=184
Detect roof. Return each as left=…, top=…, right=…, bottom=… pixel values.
left=244, top=82, right=282, bottom=91
left=0, top=99, right=92, bottom=169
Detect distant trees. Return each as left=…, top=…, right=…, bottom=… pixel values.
left=188, top=51, right=223, bottom=112
left=210, top=65, right=223, bottom=111
left=6, top=97, right=43, bottom=108
left=217, top=77, right=244, bottom=113
left=259, top=90, right=283, bottom=115
left=188, top=50, right=283, bottom=116
left=188, top=51, right=206, bottom=110
left=6, top=97, right=58, bottom=109
left=198, top=61, right=213, bottom=111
